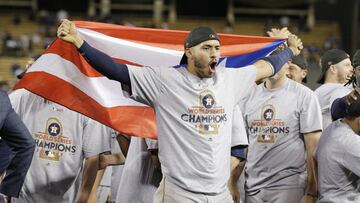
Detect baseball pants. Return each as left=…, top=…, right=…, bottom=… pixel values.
left=153, top=177, right=234, bottom=203
left=245, top=188, right=304, bottom=203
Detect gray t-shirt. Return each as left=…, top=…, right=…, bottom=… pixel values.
left=315, top=120, right=360, bottom=203
left=128, top=65, right=256, bottom=194
left=9, top=89, right=110, bottom=203
left=315, top=83, right=345, bottom=129
left=244, top=78, right=322, bottom=193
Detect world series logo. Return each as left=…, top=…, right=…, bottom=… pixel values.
left=181, top=90, right=227, bottom=135
left=34, top=117, right=77, bottom=161
left=248, top=104, right=290, bottom=144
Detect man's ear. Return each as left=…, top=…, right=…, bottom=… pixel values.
left=302, top=69, right=308, bottom=79
left=329, top=64, right=336, bottom=74
left=185, top=48, right=192, bottom=59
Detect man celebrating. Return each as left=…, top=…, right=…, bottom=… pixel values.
left=57, top=19, right=303, bottom=202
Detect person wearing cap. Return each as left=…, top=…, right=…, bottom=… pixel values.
left=331, top=49, right=360, bottom=121
left=314, top=87, right=360, bottom=203
left=238, top=28, right=322, bottom=202
left=314, top=49, right=353, bottom=129
left=287, top=54, right=309, bottom=83
left=57, top=19, right=303, bottom=202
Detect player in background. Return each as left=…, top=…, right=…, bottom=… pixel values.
left=239, top=28, right=322, bottom=203
left=10, top=88, right=112, bottom=203
left=314, top=49, right=353, bottom=129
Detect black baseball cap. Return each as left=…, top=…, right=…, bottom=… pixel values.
left=346, top=95, right=360, bottom=117
left=353, top=49, right=360, bottom=68
left=180, top=27, right=220, bottom=65
left=291, top=54, right=308, bottom=83
left=317, top=49, right=350, bottom=84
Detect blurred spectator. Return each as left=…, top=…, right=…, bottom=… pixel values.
left=56, top=10, right=68, bottom=23
left=324, top=34, right=340, bottom=50
left=38, top=10, right=55, bottom=28
left=280, top=16, right=290, bottom=27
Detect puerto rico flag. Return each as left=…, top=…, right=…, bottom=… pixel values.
left=14, top=21, right=285, bottom=139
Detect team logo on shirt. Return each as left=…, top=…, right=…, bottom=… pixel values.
left=263, top=108, right=274, bottom=121
left=202, top=94, right=215, bottom=109
left=181, top=90, right=227, bottom=135
left=34, top=117, right=77, bottom=161
left=47, top=118, right=62, bottom=136
left=248, top=104, right=290, bottom=144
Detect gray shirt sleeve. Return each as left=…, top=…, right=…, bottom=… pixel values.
left=300, top=90, right=323, bottom=134
left=228, top=65, right=257, bottom=103
left=342, top=136, right=360, bottom=177
left=128, top=65, right=163, bottom=107
left=232, top=104, right=248, bottom=146
left=82, top=118, right=112, bottom=157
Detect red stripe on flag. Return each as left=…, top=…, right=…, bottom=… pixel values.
left=14, top=72, right=157, bottom=139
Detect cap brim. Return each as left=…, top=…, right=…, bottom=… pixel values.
left=180, top=53, right=187, bottom=65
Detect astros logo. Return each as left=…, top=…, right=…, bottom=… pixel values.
left=200, top=91, right=216, bottom=109
left=262, top=104, right=275, bottom=121
left=46, top=117, right=62, bottom=137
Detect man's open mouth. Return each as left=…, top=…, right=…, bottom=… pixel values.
left=209, top=61, right=217, bottom=72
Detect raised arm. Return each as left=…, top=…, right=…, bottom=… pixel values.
left=57, top=19, right=130, bottom=85
left=254, top=34, right=303, bottom=81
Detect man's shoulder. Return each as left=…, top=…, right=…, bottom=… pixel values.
left=315, top=83, right=343, bottom=93
left=289, top=79, right=316, bottom=96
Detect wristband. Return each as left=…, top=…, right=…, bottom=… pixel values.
left=262, top=47, right=294, bottom=75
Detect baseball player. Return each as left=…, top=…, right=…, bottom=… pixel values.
left=314, top=49, right=353, bottom=129
left=242, top=48, right=322, bottom=202
left=315, top=87, right=360, bottom=202
left=331, top=49, right=360, bottom=121
left=57, top=19, right=303, bottom=202
left=9, top=88, right=111, bottom=203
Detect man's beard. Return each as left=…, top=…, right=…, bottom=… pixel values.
left=194, top=58, right=207, bottom=71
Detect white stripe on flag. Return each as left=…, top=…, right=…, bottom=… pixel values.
left=78, top=28, right=184, bottom=66
left=28, top=53, right=146, bottom=108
